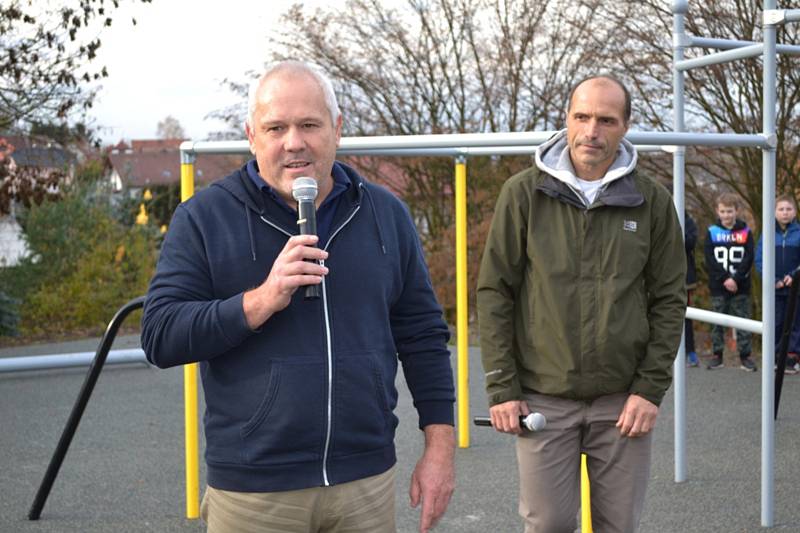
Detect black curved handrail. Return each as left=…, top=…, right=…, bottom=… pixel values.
left=28, top=295, right=146, bottom=520
left=775, top=269, right=800, bottom=420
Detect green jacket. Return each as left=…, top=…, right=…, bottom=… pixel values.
left=477, top=166, right=686, bottom=407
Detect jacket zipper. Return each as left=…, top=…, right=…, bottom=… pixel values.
left=781, top=228, right=787, bottom=275
left=261, top=203, right=362, bottom=487
left=258, top=215, right=292, bottom=238
left=319, top=205, right=361, bottom=486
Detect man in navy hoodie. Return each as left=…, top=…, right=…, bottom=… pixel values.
left=141, top=61, right=455, bottom=533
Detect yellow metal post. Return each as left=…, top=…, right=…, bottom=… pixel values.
left=581, top=453, right=593, bottom=532
left=455, top=156, right=469, bottom=448
left=180, top=154, right=200, bottom=519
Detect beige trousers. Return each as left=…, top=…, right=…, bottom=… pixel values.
left=201, top=466, right=396, bottom=533
left=516, top=393, right=652, bottom=533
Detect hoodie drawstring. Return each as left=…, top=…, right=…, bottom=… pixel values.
left=245, top=205, right=257, bottom=261
left=360, top=183, right=387, bottom=255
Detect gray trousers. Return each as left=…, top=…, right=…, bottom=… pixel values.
left=517, top=393, right=652, bottom=533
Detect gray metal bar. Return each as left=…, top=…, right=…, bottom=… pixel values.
left=343, top=144, right=672, bottom=157
left=179, top=131, right=773, bottom=158
left=689, top=36, right=800, bottom=55
left=341, top=147, right=537, bottom=157
left=685, top=307, right=763, bottom=334
left=762, top=0, right=777, bottom=526
left=180, top=140, right=247, bottom=155
left=342, top=131, right=773, bottom=150
left=787, top=9, right=800, bottom=23
left=672, top=0, right=689, bottom=485
left=676, top=43, right=764, bottom=71
left=0, top=349, right=148, bottom=374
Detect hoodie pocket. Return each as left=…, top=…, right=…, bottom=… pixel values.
left=240, top=358, right=325, bottom=465
left=329, top=353, right=396, bottom=458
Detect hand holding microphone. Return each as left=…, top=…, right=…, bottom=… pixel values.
left=474, top=412, right=547, bottom=432
left=480, top=399, right=545, bottom=434
left=241, top=177, right=326, bottom=329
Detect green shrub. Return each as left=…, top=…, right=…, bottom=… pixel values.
left=20, top=225, right=156, bottom=337
left=12, top=183, right=115, bottom=294
left=0, top=177, right=160, bottom=340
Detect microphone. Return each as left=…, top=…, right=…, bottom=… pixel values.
left=291, top=177, right=321, bottom=300
left=473, top=412, right=547, bottom=432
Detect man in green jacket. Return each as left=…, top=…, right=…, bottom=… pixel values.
left=477, top=75, right=686, bottom=533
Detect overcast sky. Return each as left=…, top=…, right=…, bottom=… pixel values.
left=88, top=1, right=332, bottom=144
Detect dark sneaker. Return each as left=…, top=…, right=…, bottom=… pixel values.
left=707, top=355, right=724, bottom=370
left=687, top=351, right=699, bottom=367
left=740, top=356, right=757, bottom=372
left=785, top=358, right=800, bottom=375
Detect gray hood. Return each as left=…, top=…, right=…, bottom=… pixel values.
left=534, top=129, right=637, bottom=205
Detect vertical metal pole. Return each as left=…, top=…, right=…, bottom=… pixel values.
left=672, top=0, right=689, bottom=484
left=455, top=156, right=470, bottom=448
left=180, top=150, right=200, bottom=519
left=761, top=0, right=777, bottom=526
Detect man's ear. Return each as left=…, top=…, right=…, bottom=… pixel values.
left=334, top=115, right=343, bottom=145
left=245, top=121, right=257, bottom=155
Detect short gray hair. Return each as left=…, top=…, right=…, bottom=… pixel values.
left=567, top=74, right=632, bottom=124
left=246, top=61, right=341, bottom=129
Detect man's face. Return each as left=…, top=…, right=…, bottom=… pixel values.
left=716, top=203, right=738, bottom=228
left=566, top=79, right=629, bottom=180
left=245, top=70, right=342, bottom=205
left=776, top=200, right=796, bottom=227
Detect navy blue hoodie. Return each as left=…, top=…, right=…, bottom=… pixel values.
left=755, top=219, right=800, bottom=295
left=141, top=161, right=454, bottom=492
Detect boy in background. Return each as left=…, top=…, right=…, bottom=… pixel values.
left=755, top=194, right=800, bottom=375
left=704, top=192, right=757, bottom=371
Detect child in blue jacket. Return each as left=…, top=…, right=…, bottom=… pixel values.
left=756, top=194, right=800, bottom=374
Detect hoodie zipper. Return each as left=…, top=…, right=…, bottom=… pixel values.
left=260, top=201, right=362, bottom=487
left=318, top=204, right=361, bottom=486
left=781, top=227, right=787, bottom=271
left=258, top=215, right=292, bottom=238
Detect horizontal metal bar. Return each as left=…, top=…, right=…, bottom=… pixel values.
left=339, top=147, right=537, bottom=157
left=340, top=144, right=673, bottom=157
left=0, top=349, right=149, bottom=374
left=340, top=131, right=557, bottom=150
left=686, top=307, right=763, bottom=335
left=180, top=140, right=250, bottom=155
left=676, top=44, right=764, bottom=71
left=689, top=36, right=800, bottom=55
left=787, top=9, right=800, bottom=23
left=181, top=131, right=773, bottom=157
left=628, top=131, right=773, bottom=148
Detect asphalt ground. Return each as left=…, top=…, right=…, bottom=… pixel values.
left=2, top=337, right=800, bottom=532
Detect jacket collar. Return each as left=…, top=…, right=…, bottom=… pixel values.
left=537, top=171, right=644, bottom=210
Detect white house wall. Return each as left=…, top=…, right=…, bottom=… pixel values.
left=0, top=215, right=29, bottom=267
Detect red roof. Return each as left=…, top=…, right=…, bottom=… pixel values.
left=131, top=139, right=184, bottom=152
left=108, top=139, right=247, bottom=187
left=340, top=156, right=410, bottom=196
